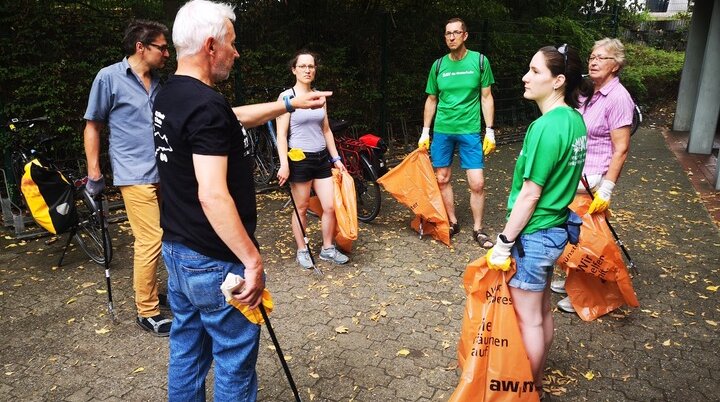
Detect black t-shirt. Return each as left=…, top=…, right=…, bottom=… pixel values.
left=153, top=75, right=257, bottom=262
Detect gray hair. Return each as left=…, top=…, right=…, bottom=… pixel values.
left=592, top=37, right=626, bottom=72
left=172, top=0, right=236, bottom=59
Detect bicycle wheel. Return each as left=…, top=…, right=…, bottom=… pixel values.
left=355, top=154, right=381, bottom=223
left=73, top=191, right=112, bottom=265
left=252, top=127, right=277, bottom=186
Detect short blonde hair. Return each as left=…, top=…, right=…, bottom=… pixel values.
left=592, top=37, right=626, bottom=72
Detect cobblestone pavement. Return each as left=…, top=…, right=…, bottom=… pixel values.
left=1, top=123, right=719, bottom=401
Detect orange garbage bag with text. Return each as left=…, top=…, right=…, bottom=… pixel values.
left=559, top=194, right=639, bottom=321
left=377, top=148, right=450, bottom=246
left=307, top=169, right=358, bottom=252
left=450, top=257, right=539, bottom=402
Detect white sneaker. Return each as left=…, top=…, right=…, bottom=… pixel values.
left=557, top=296, right=575, bottom=313
left=296, top=248, right=313, bottom=270
left=550, top=279, right=567, bottom=294
left=319, top=245, right=349, bottom=264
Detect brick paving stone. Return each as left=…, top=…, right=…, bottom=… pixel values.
left=1, top=122, right=719, bottom=401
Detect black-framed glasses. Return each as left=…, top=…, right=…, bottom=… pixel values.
left=146, top=43, right=170, bottom=53
left=588, top=54, right=615, bottom=63
left=444, top=30, right=465, bottom=38
left=556, top=43, right=568, bottom=73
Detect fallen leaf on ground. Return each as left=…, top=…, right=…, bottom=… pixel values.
left=396, top=349, right=410, bottom=357
left=132, top=367, right=144, bottom=374
left=335, top=326, right=349, bottom=334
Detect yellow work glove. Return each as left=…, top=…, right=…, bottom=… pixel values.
left=221, top=273, right=274, bottom=325
left=288, top=148, right=306, bottom=162
left=486, top=234, right=514, bottom=271
left=482, top=127, right=496, bottom=155
left=418, top=127, right=430, bottom=150
left=587, top=179, right=615, bottom=215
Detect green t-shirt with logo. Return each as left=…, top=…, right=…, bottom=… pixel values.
left=425, top=50, right=494, bottom=135
left=506, top=106, right=587, bottom=234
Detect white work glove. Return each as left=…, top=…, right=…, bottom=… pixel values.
left=486, top=234, right=514, bottom=271
left=587, top=179, right=615, bottom=214
left=418, top=127, right=430, bottom=150
left=483, top=127, right=496, bottom=155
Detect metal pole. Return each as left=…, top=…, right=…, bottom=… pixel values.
left=259, top=304, right=302, bottom=402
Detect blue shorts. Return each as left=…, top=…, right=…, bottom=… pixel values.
left=430, top=132, right=485, bottom=169
left=508, top=227, right=568, bottom=292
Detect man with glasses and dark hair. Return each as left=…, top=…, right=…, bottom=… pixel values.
left=83, top=19, right=172, bottom=336
left=418, top=17, right=497, bottom=248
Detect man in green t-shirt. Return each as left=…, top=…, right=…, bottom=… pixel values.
left=418, top=17, right=497, bottom=248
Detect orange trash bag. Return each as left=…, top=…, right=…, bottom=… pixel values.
left=308, top=169, right=358, bottom=252
left=450, top=257, right=539, bottom=402
left=558, top=195, right=623, bottom=281
left=377, top=148, right=450, bottom=246
left=559, top=194, right=639, bottom=321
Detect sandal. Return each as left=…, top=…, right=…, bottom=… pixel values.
left=472, top=229, right=494, bottom=249
left=449, top=222, right=459, bottom=238
left=136, top=314, right=172, bottom=337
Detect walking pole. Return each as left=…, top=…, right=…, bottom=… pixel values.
left=90, top=190, right=117, bottom=321
left=581, top=176, right=638, bottom=275
left=258, top=304, right=302, bottom=402
left=286, top=186, right=323, bottom=277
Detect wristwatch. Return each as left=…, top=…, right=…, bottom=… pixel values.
left=499, top=234, right=514, bottom=244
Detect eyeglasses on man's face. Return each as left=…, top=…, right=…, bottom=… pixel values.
left=295, top=65, right=316, bottom=71
left=146, top=43, right=170, bottom=53
left=588, top=55, right=615, bottom=63
left=444, top=30, right=465, bottom=38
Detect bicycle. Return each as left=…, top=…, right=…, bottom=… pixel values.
left=331, top=120, right=382, bottom=223
left=245, top=121, right=279, bottom=186
left=3, top=116, right=113, bottom=266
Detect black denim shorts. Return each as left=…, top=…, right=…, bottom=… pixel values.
left=289, top=148, right=332, bottom=183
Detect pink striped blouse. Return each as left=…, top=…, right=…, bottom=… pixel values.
left=578, top=77, right=635, bottom=176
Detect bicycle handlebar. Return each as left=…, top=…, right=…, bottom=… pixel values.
left=7, top=116, right=49, bottom=130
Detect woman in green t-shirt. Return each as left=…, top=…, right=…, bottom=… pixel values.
left=486, top=44, right=588, bottom=399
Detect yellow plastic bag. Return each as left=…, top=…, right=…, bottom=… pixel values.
left=221, top=273, right=274, bottom=325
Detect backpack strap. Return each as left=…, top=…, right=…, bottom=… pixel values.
left=436, top=51, right=485, bottom=78
left=434, top=56, right=443, bottom=79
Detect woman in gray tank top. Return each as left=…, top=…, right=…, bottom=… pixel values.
left=276, top=50, right=349, bottom=269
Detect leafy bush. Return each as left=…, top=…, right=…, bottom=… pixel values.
left=622, top=43, right=684, bottom=104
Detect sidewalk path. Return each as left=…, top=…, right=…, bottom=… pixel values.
left=1, top=122, right=718, bottom=401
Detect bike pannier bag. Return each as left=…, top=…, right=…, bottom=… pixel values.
left=20, top=159, right=77, bottom=234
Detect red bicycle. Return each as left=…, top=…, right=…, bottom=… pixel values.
left=331, top=120, right=384, bottom=223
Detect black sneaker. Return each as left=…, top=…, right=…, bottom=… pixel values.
left=136, top=314, right=172, bottom=337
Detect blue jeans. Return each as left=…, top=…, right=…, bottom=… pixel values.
left=508, top=227, right=568, bottom=292
left=164, top=241, right=260, bottom=402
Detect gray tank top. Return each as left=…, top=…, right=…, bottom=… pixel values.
left=279, top=88, right=327, bottom=152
